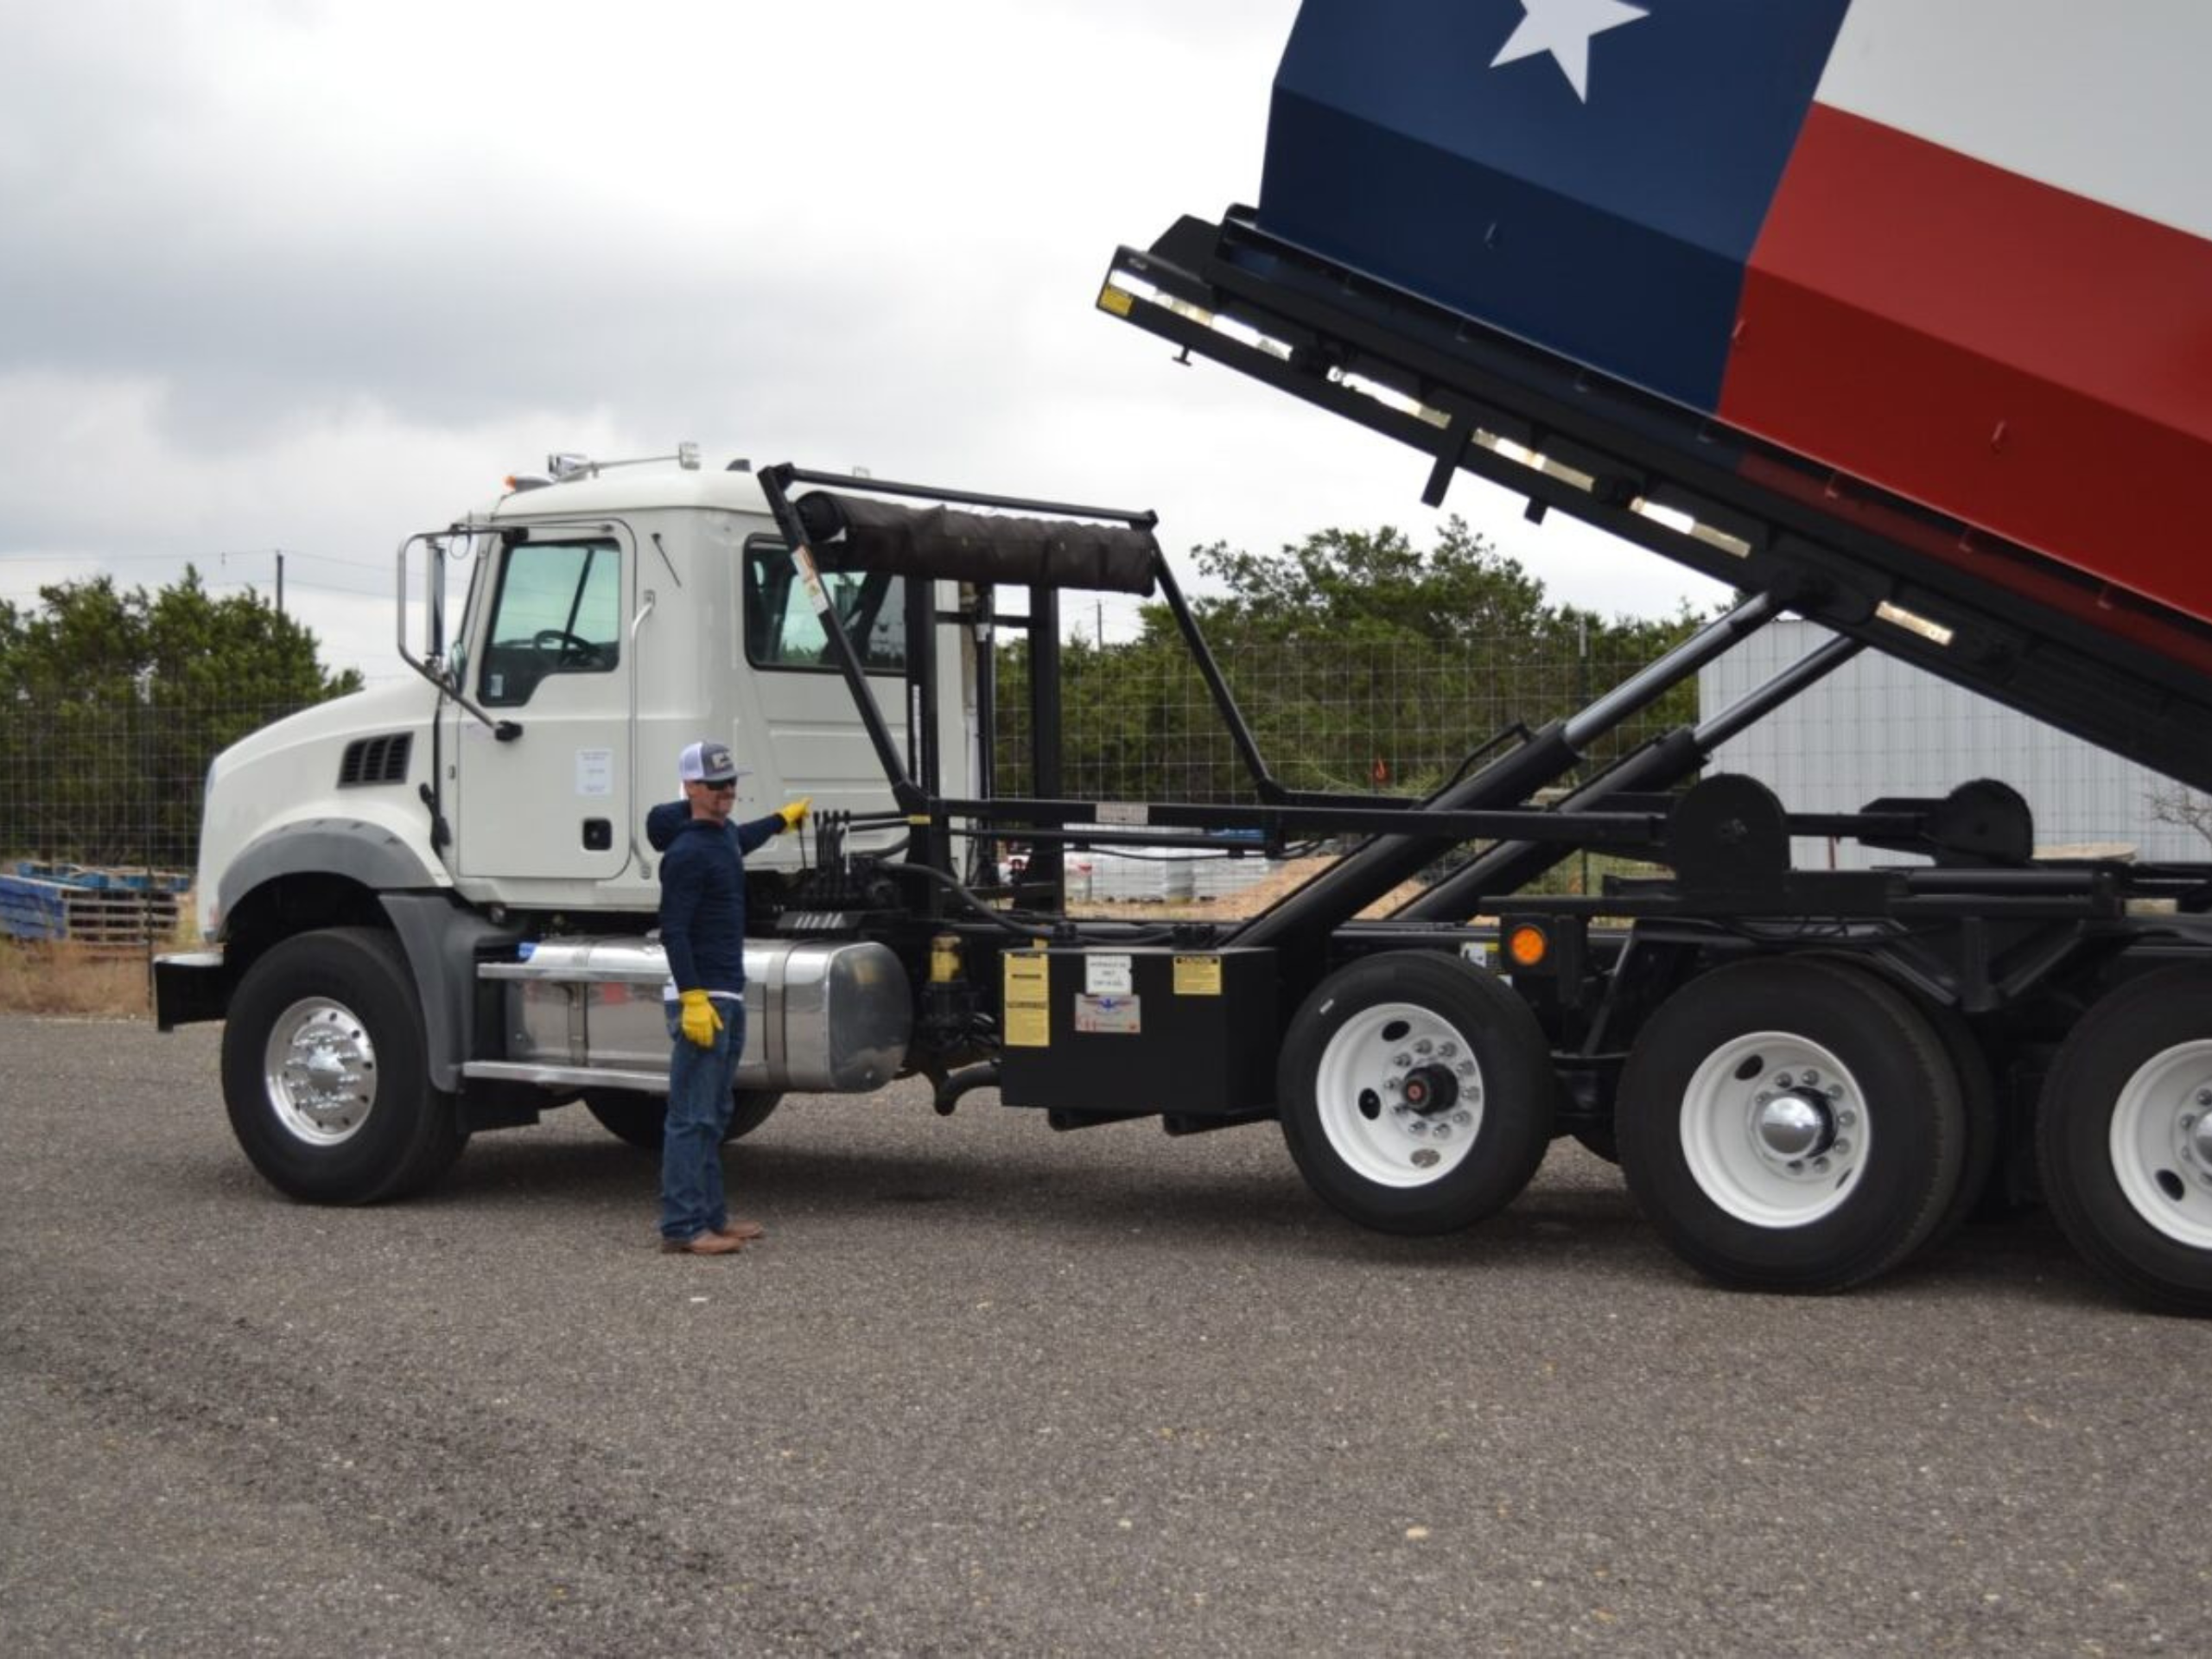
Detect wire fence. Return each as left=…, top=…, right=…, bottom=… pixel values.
left=996, top=637, right=1688, bottom=803
left=0, top=641, right=1688, bottom=945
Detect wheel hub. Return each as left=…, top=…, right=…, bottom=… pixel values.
left=1679, top=1038, right=1870, bottom=1229
left=264, top=999, right=378, bottom=1145
left=2190, top=1109, right=2212, bottom=1171
left=1401, top=1064, right=1460, bottom=1118
left=1315, top=1007, right=1486, bottom=1186
left=1756, top=1091, right=1833, bottom=1160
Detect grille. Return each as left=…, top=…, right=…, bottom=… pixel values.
left=338, top=733, right=412, bottom=787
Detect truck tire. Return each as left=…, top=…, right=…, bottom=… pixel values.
left=220, top=927, right=467, bottom=1205
left=1911, top=995, right=2000, bottom=1255
left=1617, top=957, right=1965, bottom=1293
left=2037, top=968, right=2212, bottom=1316
left=1278, top=951, right=1556, bottom=1235
left=580, top=1088, right=783, bottom=1152
left=1796, top=951, right=1999, bottom=1256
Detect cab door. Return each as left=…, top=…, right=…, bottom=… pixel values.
left=453, top=527, right=634, bottom=880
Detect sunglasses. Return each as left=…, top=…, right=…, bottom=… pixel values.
left=692, top=777, right=738, bottom=792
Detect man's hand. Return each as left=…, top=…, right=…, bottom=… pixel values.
left=777, top=797, right=812, bottom=830
left=678, top=988, right=723, bottom=1049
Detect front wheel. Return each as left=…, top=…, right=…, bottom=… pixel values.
left=220, top=927, right=467, bottom=1204
left=2037, top=968, right=2212, bottom=1316
left=1278, top=951, right=1556, bottom=1235
left=1617, top=957, right=1964, bottom=1294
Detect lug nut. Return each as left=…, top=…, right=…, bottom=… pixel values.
left=1453, top=1111, right=1472, bottom=1128
left=1802, top=1069, right=1821, bottom=1086
left=1440, top=1042, right=1459, bottom=1059
left=1775, top=1072, right=1795, bottom=1089
left=1414, top=1039, right=1433, bottom=1056
left=1837, top=1109, right=1859, bottom=1130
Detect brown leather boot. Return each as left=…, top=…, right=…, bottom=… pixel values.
left=714, top=1218, right=767, bottom=1243
left=659, top=1230, right=746, bottom=1255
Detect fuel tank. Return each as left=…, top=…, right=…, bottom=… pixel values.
left=1259, top=0, right=2212, bottom=628
left=482, top=937, right=911, bottom=1094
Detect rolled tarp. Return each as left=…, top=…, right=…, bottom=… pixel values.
left=795, top=491, right=1159, bottom=596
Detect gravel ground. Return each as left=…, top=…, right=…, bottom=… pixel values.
left=0, top=1014, right=2202, bottom=1656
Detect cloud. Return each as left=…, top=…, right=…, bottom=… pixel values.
left=1, top=0, right=1721, bottom=677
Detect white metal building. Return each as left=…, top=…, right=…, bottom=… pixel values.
left=1700, top=620, right=2208, bottom=868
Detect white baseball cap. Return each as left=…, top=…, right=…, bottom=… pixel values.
left=677, top=740, right=740, bottom=785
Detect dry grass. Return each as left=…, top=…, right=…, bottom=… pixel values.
left=0, top=942, right=155, bottom=1017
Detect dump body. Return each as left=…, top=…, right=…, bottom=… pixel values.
left=1261, top=0, right=2212, bottom=632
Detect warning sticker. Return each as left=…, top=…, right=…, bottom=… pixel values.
left=1004, top=953, right=1051, bottom=1047
left=1085, top=954, right=1133, bottom=996
left=1075, top=995, right=1141, bottom=1035
left=1173, top=955, right=1223, bottom=996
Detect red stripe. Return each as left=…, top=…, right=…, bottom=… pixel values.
left=1719, top=104, right=2212, bottom=628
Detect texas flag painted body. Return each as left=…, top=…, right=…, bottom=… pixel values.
left=1258, top=0, right=2212, bottom=629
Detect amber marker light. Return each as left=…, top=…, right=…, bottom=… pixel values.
left=1505, top=924, right=1550, bottom=969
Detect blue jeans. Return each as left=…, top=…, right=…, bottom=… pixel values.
left=661, top=996, right=744, bottom=1242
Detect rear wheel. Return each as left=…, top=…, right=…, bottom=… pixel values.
left=580, top=1087, right=782, bottom=1152
left=1618, top=957, right=1964, bottom=1293
left=1278, top=951, right=1555, bottom=1235
left=221, top=927, right=467, bottom=1204
left=2037, top=968, right=2212, bottom=1316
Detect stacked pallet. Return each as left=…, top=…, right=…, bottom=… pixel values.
left=0, top=863, right=188, bottom=948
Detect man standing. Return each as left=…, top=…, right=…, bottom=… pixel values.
left=655, top=738, right=808, bottom=1256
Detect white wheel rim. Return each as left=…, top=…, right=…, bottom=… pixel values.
left=1679, top=1031, right=1869, bottom=1228
left=1313, top=1001, right=1485, bottom=1188
left=263, top=996, right=378, bottom=1147
left=2107, top=1039, right=2212, bottom=1248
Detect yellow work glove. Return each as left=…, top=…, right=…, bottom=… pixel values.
left=678, top=988, right=723, bottom=1049
left=777, top=797, right=812, bottom=830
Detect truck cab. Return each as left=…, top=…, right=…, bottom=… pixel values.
left=191, top=453, right=971, bottom=941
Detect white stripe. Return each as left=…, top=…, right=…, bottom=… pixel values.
left=1815, top=0, right=2211, bottom=241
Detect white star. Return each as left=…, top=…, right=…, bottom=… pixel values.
left=1490, top=0, right=1650, bottom=103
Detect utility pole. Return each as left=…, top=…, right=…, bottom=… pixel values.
left=276, top=550, right=285, bottom=617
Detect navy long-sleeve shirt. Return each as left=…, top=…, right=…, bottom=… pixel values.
left=650, top=799, right=781, bottom=997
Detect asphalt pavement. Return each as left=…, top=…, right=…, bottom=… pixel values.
left=1, top=1014, right=2202, bottom=1656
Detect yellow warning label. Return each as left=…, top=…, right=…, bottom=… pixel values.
left=1004, top=952, right=1051, bottom=1047
left=1173, top=954, right=1223, bottom=996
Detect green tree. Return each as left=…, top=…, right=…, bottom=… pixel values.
left=1171, top=518, right=1554, bottom=646
left=0, top=568, right=361, bottom=868
left=1000, top=517, right=1713, bottom=810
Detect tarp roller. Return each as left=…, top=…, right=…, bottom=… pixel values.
left=795, top=491, right=1160, bottom=596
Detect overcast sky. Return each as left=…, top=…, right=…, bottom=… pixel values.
left=2, top=0, right=1725, bottom=681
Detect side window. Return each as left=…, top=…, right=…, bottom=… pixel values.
left=477, top=537, right=622, bottom=707
left=743, top=536, right=907, bottom=673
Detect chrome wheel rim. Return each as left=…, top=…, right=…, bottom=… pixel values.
left=1313, top=1001, right=1484, bottom=1187
left=1679, top=1031, right=1868, bottom=1228
left=263, top=997, right=378, bottom=1146
left=2108, top=1039, right=2212, bottom=1249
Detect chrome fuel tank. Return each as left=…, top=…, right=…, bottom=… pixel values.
left=478, top=936, right=911, bottom=1095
